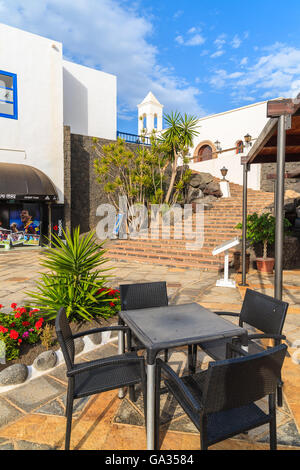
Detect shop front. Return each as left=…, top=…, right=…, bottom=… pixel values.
left=0, top=163, right=60, bottom=249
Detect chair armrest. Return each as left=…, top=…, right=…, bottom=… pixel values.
left=213, top=311, right=240, bottom=317
left=67, top=352, right=143, bottom=377
left=248, top=333, right=286, bottom=342
left=72, top=325, right=129, bottom=340
left=157, top=359, right=203, bottom=413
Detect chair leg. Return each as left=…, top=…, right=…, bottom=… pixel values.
left=269, top=394, right=277, bottom=451
left=65, top=381, right=74, bottom=451
left=188, top=345, right=197, bottom=375
left=164, top=349, right=168, bottom=363
left=200, top=415, right=208, bottom=450
left=277, top=379, right=283, bottom=407
left=129, top=385, right=136, bottom=402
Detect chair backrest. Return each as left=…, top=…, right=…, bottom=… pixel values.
left=120, top=282, right=168, bottom=311
left=201, top=344, right=287, bottom=414
left=55, top=307, right=75, bottom=371
left=239, top=289, right=288, bottom=336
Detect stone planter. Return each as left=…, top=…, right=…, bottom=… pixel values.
left=256, top=257, right=275, bottom=274
left=233, top=251, right=250, bottom=273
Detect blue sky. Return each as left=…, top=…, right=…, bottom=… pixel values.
left=2, top=0, right=300, bottom=133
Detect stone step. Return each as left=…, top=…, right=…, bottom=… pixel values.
left=107, top=182, right=275, bottom=270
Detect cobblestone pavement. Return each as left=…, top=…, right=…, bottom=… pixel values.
left=0, top=248, right=299, bottom=450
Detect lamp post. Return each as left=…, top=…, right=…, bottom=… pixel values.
left=220, top=166, right=228, bottom=181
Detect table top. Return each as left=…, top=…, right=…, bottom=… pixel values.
left=119, top=303, right=247, bottom=363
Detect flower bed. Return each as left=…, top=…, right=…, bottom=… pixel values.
left=0, top=287, right=121, bottom=367
left=0, top=303, right=44, bottom=362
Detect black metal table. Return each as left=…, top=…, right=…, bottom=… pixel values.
left=119, top=302, right=248, bottom=450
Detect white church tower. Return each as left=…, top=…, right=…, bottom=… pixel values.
left=137, top=92, right=164, bottom=137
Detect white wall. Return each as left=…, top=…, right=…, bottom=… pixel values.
left=0, top=23, right=64, bottom=202
left=63, top=60, right=116, bottom=140
left=188, top=102, right=270, bottom=190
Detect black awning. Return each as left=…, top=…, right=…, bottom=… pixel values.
left=0, top=163, right=58, bottom=201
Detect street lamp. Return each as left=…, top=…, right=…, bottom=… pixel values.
left=220, top=166, right=228, bottom=181
left=244, top=133, right=252, bottom=147
left=214, top=140, right=222, bottom=152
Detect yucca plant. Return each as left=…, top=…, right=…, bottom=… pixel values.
left=27, top=227, right=117, bottom=322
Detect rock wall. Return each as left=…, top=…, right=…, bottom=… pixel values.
left=260, top=162, right=300, bottom=193
left=64, top=129, right=141, bottom=233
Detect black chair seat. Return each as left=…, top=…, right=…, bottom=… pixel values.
left=199, top=339, right=232, bottom=361
left=205, top=404, right=268, bottom=446
left=200, top=337, right=265, bottom=361
left=73, top=354, right=142, bottom=399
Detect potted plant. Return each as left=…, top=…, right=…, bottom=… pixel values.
left=236, top=212, right=291, bottom=274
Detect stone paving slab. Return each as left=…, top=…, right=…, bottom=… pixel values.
left=2, top=375, right=66, bottom=413
left=0, top=251, right=299, bottom=450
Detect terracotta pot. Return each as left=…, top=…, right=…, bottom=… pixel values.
left=256, top=257, right=275, bottom=274
left=233, top=251, right=250, bottom=273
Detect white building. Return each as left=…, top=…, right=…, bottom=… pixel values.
left=189, top=101, right=270, bottom=190
left=137, top=92, right=163, bottom=137
left=0, top=23, right=116, bottom=244
left=137, top=92, right=277, bottom=191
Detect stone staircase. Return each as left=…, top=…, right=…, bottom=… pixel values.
left=107, top=182, right=275, bottom=271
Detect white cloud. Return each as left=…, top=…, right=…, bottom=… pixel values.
left=175, top=28, right=206, bottom=47
left=210, top=43, right=300, bottom=102
left=173, top=10, right=184, bottom=20
left=210, top=50, right=225, bottom=59
left=185, top=33, right=206, bottom=46
left=214, top=34, right=226, bottom=49
left=0, top=0, right=205, bottom=120
left=231, top=35, right=242, bottom=49
left=175, top=35, right=184, bottom=45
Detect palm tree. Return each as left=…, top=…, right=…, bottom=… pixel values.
left=162, top=111, right=199, bottom=204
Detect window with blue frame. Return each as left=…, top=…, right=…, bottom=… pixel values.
left=0, top=70, right=18, bottom=120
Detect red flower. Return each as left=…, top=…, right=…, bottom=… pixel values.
left=35, top=318, right=44, bottom=330
left=9, top=330, right=19, bottom=340
left=109, top=302, right=115, bottom=307
left=18, top=339, right=22, bottom=344
left=14, top=312, right=22, bottom=319
left=10, top=322, right=15, bottom=327
left=96, top=288, right=107, bottom=295
left=0, top=326, right=8, bottom=334
left=0, top=304, right=3, bottom=309
left=11, top=303, right=17, bottom=309
left=22, top=321, right=30, bottom=327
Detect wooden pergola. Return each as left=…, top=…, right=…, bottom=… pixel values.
left=240, top=98, right=300, bottom=300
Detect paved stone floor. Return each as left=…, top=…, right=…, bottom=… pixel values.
left=0, top=248, right=299, bottom=450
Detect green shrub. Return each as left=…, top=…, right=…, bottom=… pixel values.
left=27, top=227, right=118, bottom=322
left=236, top=212, right=291, bottom=259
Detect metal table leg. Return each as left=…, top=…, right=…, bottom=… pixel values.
left=146, top=362, right=156, bottom=450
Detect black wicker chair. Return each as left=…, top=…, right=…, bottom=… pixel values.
left=120, top=281, right=169, bottom=362
left=190, top=289, right=288, bottom=406
left=155, top=343, right=287, bottom=450
left=55, top=307, right=146, bottom=450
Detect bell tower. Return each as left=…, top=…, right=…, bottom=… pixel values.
left=137, top=92, right=163, bottom=137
